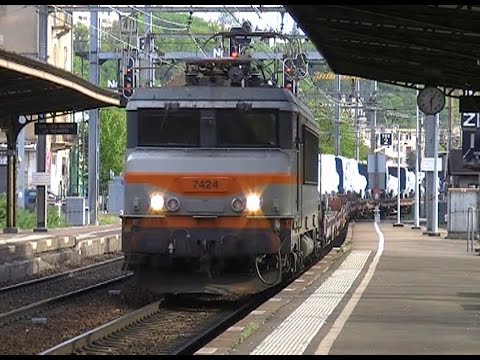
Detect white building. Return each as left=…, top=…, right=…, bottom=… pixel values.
left=382, top=128, right=418, bottom=167
left=73, top=11, right=118, bottom=29
left=361, top=127, right=422, bottom=167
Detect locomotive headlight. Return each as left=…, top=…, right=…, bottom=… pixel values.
left=246, top=194, right=262, bottom=213
left=150, top=194, right=164, bottom=211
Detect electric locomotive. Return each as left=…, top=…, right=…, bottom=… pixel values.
left=121, top=56, right=327, bottom=296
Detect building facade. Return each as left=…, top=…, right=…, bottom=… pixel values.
left=0, top=5, right=74, bottom=202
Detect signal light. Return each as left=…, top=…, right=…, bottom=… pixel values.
left=123, top=57, right=135, bottom=98
left=283, top=70, right=294, bottom=92
left=283, top=59, right=295, bottom=93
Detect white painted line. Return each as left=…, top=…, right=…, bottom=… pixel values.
left=194, top=347, right=217, bottom=355
left=251, top=310, right=266, bottom=315
left=315, top=222, right=384, bottom=355
left=269, top=298, right=283, bottom=302
left=251, top=249, right=371, bottom=355
left=227, top=326, right=245, bottom=332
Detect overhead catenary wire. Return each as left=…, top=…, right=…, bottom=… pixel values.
left=53, top=3, right=421, bottom=124
left=108, top=5, right=189, bottom=32
left=50, top=5, right=186, bottom=73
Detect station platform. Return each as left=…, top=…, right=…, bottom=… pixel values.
left=197, top=221, right=480, bottom=355
left=0, top=224, right=121, bottom=283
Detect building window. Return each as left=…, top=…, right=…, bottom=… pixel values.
left=64, top=46, right=68, bottom=70
left=53, top=43, right=57, bottom=66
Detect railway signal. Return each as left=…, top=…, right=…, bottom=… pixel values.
left=283, top=59, right=295, bottom=93
left=123, top=57, right=135, bottom=99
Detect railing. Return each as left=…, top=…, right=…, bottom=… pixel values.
left=467, top=207, right=476, bottom=253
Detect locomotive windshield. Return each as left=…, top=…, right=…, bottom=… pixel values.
left=136, top=108, right=279, bottom=148
left=216, top=110, right=278, bottom=148
left=138, top=109, right=201, bottom=147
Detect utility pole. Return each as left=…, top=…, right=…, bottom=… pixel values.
left=418, top=114, right=424, bottom=218
left=412, top=90, right=421, bottom=230
left=369, top=81, right=378, bottom=153
left=446, top=96, right=453, bottom=181
left=144, top=12, right=154, bottom=87
left=424, top=113, right=440, bottom=236
left=17, top=118, right=25, bottom=210
left=88, top=8, right=100, bottom=225
left=34, top=4, right=48, bottom=232
left=354, top=79, right=360, bottom=161
left=394, top=126, right=404, bottom=227
left=334, top=74, right=341, bottom=156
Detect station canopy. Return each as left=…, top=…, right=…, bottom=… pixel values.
left=0, top=47, right=120, bottom=121
left=285, top=5, right=480, bottom=95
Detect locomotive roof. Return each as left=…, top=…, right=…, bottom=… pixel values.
left=126, top=86, right=315, bottom=121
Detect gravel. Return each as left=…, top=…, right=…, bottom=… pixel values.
left=0, top=282, right=145, bottom=355
left=0, top=257, right=125, bottom=313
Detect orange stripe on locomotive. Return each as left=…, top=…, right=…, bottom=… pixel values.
left=123, top=172, right=297, bottom=197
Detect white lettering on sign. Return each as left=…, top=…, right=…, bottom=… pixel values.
left=32, top=172, right=51, bottom=186
left=213, top=48, right=224, bottom=58
left=380, top=133, right=392, bottom=146
left=107, top=80, right=118, bottom=89
left=462, top=113, right=480, bottom=129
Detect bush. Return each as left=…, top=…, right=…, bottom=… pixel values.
left=0, top=193, right=68, bottom=230
left=99, top=213, right=121, bottom=226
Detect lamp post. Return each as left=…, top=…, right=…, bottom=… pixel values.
left=394, top=126, right=404, bottom=227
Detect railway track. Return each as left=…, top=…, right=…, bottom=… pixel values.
left=40, top=297, right=236, bottom=355
left=0, top=275, right=131, bottom=328
left=0, top=257, right=126, bottom=315
left=40, top=229, right=347, bottom=356
left=0, top=276, right=141, bottom=355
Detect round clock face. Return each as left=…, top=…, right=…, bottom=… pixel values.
left=417, top=86, right=445, bottom=115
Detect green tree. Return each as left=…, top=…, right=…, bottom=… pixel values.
left=99, top=107, right=126, bottom=195
left=302, top=90, right=369, bottom=161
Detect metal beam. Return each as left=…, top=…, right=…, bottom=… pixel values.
left=76, top=51, right=325, bottom=62
left=34, top=4, right=48, bottom=233
left=57, top=6, right=285, bottom=13
left=88, top=9, right=100, bottom=226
